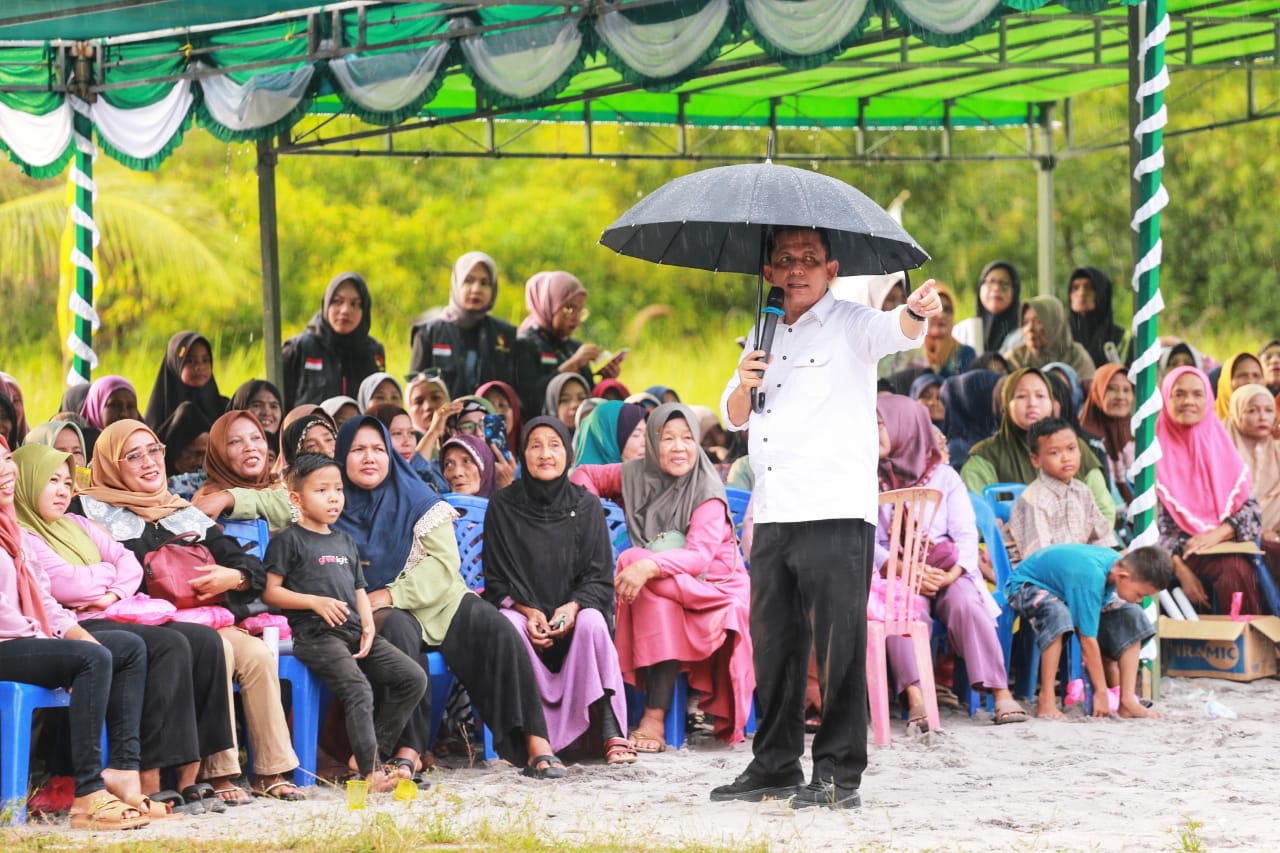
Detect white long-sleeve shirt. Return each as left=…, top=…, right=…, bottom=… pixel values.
left=721, top=290, right=922, bottom=525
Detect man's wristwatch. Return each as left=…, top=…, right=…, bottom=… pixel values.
left=905, top=305, right=926, bottom=322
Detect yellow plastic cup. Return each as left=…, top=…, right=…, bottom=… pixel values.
left=346, top=779, right=369, bottom=810
left=392, top=777, right=418, bottom=802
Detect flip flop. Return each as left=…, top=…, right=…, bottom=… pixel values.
left=522, top=754, right=566, bottom=780
left=252, top=780, right=307, bottom=802
left=150, top=789, right=203, bottom=816
left=628, top=728, right=666, bottom=754
left=182, top=783, right=227, bottom=813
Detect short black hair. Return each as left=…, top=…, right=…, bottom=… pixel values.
left=1119, top=546, right=1174, bottom=590
left=1028, top=417, right=1074, bottom=454
left=288, top=452, right=339, bottom=490
left=765, top=226, right=832, bottom=261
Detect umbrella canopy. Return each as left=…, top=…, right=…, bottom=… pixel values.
left=600, top=162, right=929, bottom=276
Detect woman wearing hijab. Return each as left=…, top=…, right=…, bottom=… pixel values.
left=192, top=410, right=290, bottom=532
left=1214, top=352, right=1266, bottom=423
left=155, top=401, right=214, bottom=501
left=0, top=391, right=18, bottom=450
left=875, top=396, right=1025, bottom=725
left=356, top=372, right=403, bottom=413
left=571, top=404, right=755, bottom=749
left=1079, top=362, right=1136, bottom=505
left=953, top=261, right=1023, bottom=356
left=940, top=369, right=1001, bottom=469
left=80, top=376, right=141, bottom=460
left=14, top=441, right=237, bottom=815
left=0, top=372, right=29, bottom=438
left=572, top=401, right=648, bottom=468
left=1158, top=340, right=1205, bottom=376
left=409, top=252, right=518, bottom=399
left=1005, top=295, right=1096, bottom=383
left=591, top=379, right=631, bottom=402
left=476, top=380, right=524, bottom=451
left=440, top=434, right=499, bottom=498
left=1156, top=367, right=1263, bottom=614
left=407, top=372, right=455, bottom=451
left=281, top=271, right=387, bottom=409
left=882, top=283, right=976, bottom=379
left=0, top=437, right=151, bottom=830
left=960, top=368, right=1113, bottom=523
left=78, top=419, right=302, bottom=804
left=542, top=373, right=591, bottom=435
left=1226, top=384, right=1280, bottom=583
left=333, top=416, right=559, bottom=778
left=276, top=408, right=338, bottom=480
left=514, top=271, right=620, bottom=418
left=26, top=420, right=89, bottom=470
left=482, top=417, right=634, bottom=765
left=144, top=332, right=228, bottom=430
left=229, top=379, right=285, bottom=440
left=1066, top=267, right=1126, bottom=368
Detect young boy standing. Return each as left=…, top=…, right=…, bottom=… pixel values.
left=1007, top=418, right=1118, bottom=560
left=263, top=453, right=427, bottom=791
left=1005, top=543, right=1172, bottom=720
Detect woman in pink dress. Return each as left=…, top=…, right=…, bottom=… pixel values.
left=571, top=403, right=753, bottom=751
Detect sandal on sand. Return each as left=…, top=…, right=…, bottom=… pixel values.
left=133, top=796, right=182, bottom=821
left=628, top=728, right=666, bottom=754
left=604, top=736, right=638, bottom=765
left=906, top=705, right=929, bottom=729
left=522, top=754, right=567, bottom=780
left=150, top=789, right=203, bottom=816
left=384, top=757, right=416, bottom=780
left=69, top=794, right=149, bottom=831
left=994, top=699, right=1030, bottom=725
left=182, top=783, right=227, bottom=813
left=253, top=780, right=306, bottom=802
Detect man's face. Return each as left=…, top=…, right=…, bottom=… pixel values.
left=764, top=230, right=839, bottom=320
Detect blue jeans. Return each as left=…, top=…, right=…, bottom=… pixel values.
left=0, top=632, right=146, bottom=798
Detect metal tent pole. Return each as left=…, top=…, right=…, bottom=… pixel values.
left=1036, top=102, right=1056, bottom=297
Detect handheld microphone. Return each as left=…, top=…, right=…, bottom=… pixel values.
left=751, top=286, right=786, bottom=414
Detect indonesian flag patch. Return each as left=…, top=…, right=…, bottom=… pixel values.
left=432, top=343, right=453, bottom=358
left=304, top=357, right=323, bottom=371
left=540, top=352, right=558, bottom=366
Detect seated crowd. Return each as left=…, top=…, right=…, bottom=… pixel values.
left=0, top=253, right=1272, bottom=831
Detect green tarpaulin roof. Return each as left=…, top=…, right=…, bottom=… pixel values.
left=0, top=0, right=1275, bottom=175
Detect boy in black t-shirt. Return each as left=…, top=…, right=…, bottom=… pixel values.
left=263, top=453, right=427, bottom=792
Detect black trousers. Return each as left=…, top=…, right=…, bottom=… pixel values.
left=0, top=633, right=146, bottom=798
left=81, top=619, right=234, bottom=767
left=371, top=607, right=435, bottom=756
left=292, top=630, right=427, bottom=776
left=746, top=518, right=872, bottom=790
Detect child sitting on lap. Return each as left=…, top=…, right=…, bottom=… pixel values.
left=1005, top=543, right=1172, bottom=720
left=262, top=453, right=427, bottom=792
left=1007, top=418, right=1118, bottom=561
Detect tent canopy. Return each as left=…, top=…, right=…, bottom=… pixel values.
left=1, top=1, right=1276, bottom=176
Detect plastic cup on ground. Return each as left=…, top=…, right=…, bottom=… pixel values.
left=393, top=778, right=418, bottom=802
left=346, top=779, right=369, bottom=810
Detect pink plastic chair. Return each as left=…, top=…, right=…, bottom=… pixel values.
left=867, top=487, right=943, bottom=746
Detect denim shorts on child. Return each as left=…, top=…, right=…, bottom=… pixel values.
left=1007, top=584, right=1156, bottom=658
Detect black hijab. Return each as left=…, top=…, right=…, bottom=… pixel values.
left=481, top=416, right=614, bottom=622
left=0, top=392, right=17, bottom=448
left=280, top=412, right=337, bottom=470
left=305, top=272, right=382, bottom=372
left=143, top=331, right=228, bottom=429
left=155, top=401, right=213, bottom=477
left=975, top=260, right=1022, bottom=354
left=1066, top=266, right=1124, bottom=368
left=230, top=379, right=284, bottom=434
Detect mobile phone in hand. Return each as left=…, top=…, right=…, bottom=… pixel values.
left=484, top=413, right=508, bottom=459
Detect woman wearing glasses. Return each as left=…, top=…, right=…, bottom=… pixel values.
left=408, top=252, right=519, bottom=399
left=77, top=419, right=303, bottom=805
left=513, top=271, right=624, bottom=420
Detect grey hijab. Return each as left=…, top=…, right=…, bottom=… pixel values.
left=620, top=403, right=728, bottom=547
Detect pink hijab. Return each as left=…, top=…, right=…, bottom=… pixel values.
left=0, top=436, right=52, bottom=636
left=80, top=375, right=136, bottom=431
left=519, top=271, right=586, bottom=335
left=1155, top=366, right=1252, bottom=535
left=439, top=251, right=497, bottom=330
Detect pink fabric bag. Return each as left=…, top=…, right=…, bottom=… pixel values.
left=238, top=612, right=292, bottom=640
left=171, top=606, right=235, bottom=630
left=99, top=593, right=176, bottom=625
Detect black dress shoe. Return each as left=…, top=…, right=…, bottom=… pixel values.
left=709, top=771, right=801, bottom=802
left=790, top=780, right=861, bottom=809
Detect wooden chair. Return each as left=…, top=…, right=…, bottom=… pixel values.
left=867, top=487, right=943, bottom=746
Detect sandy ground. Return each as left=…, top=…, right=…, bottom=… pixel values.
left=16, top=675, right=1280, bottom=851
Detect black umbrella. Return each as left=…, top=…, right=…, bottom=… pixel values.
left=599, top=161, right=929, bottom=276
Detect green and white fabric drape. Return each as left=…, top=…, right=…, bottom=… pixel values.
left=0, top=0, right=1139, bottom=176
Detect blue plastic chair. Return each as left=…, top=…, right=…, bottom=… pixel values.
left=600, top=498, right=632, bottom=559
left=982, top=482, right=1026, bottom=523
left=0, top=682, right=72, bottom=824
left=442, top=493, right=496, bottom=760
left=218, top=516, right=271, bottom=560
left=724, top=487, right=751, bottom=537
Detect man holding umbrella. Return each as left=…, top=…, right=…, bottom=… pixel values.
left=715, top=226, right=943, bottom=809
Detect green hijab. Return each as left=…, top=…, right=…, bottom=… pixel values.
left=967, top=367, right=1100, bottom=485
left=12, top=443, right=102, bottom=565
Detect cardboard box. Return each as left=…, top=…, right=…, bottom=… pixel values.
left=1159, top=615, right=1280, bottom=682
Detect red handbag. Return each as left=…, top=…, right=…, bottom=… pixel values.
left=142, top=532, right=222, bottom=609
